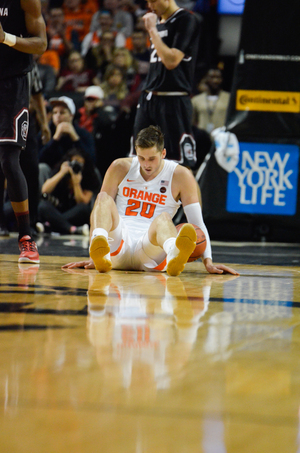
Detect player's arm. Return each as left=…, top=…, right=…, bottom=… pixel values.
left=143, top=13, right=184, bottom=70
left=0, top=0, right=47, bottom=54
left=100, top=158, right=131, bottom=199
left=174, top=165, right=212, bottom=260
left=174, top=166, right=239, bottom=276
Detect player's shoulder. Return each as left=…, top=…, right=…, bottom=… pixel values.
left=171, top=8, right=200, bottom=34
left=174, top=163, right=194, bottom=180
left=172, top=164, right=196, bottom=198
left=110, top=157, right=133, bottom=175
left=105, top=157, right=133, bottom=185
left=176, top=8, right=200, bottom=23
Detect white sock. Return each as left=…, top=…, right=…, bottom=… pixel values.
left=91, top=228, right=108, bottom=241
left=163, top=237, right=176, bottom=255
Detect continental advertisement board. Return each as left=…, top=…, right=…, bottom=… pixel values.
left=226, top=0, right=300, bottom=138
left=236, top=90, right=300, bottom=113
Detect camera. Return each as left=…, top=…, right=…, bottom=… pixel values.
left=69, top=160, right=83, bottom=174
left=42, top=192, right=60, bottom=207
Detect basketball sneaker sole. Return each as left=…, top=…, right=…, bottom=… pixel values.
left=166, top=224, right=196, bottom=277
left=90, top=236, right=112, bottom=273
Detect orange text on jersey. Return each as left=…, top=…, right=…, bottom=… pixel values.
left=123, top=187, right=167, bottom=205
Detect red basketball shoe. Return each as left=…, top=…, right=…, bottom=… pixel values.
left=18, top=235, right=40, bottom=263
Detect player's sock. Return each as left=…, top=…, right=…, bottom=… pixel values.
left=91, top=228, right=108, bottom=241
left=89, top=235, right=112, bottom=273
left=163, top=237, right=176, bottom=255
left=166, top=224, right=196, bottom=277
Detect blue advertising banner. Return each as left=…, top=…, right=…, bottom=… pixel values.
left=226, top=143, right=299, bottom=215
left=217, top=0, right=245, bottom=15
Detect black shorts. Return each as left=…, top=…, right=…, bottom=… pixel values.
left=133, top=92, right=197, bottom=168
left=0, top=74, right=29, bottom=149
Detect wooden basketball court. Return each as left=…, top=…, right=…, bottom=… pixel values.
left=0, top=233, right=300, bottom=452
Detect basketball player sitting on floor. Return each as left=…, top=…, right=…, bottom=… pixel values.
left=62, top=126, right=238, bottom=277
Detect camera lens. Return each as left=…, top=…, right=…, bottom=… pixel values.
left=70, top=160, right=83, bottom=174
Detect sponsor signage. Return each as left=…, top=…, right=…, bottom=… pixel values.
left=226, top=143, right=299, bottom=215
left=217, top=0, right=245, bottom=15
left=236, top=90, right=300, bottom=113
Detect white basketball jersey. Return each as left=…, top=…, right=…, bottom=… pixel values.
left=116, top=157, right=181, bottom=236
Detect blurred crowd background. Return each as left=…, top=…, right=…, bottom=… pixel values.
left=1, top=0, right=243, bottom=236
left=36, top=0, right=236, bottom=168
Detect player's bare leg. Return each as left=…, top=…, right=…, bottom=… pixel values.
left=148, top=213, right=196, bottom=277
left=89, top=192, right=119, bottom=273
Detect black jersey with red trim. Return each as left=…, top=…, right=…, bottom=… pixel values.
left=0, top=0, right=33, bottom=80
left=144, top=8, right=200, bottom=94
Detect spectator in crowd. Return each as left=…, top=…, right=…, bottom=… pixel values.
left=63, top=0, right=97, bottom=44
left=38, top=47, right=61, bottom=78
left=46, top=7, right=75, bottom=67
left=35, top=54, right=57, bottom=98
left=100, top=64, right=128, bottom=113
left=81, top=10, right=126, bottom=57
left=191, top=67, right=230, bottom=135
left=111, top=47, right=141, bottom=92
left=84, top=31, right=116, bottom=81
left=78, top=85, right=106, bottom=134
left=125, top=15, right=150, bottom=50
left=38, top=148, right=101, bottom=235
left=95, top=62, right=136, bottom=170
left=90, top=0, right=134, bottom=38
left=77, top=85, right=128, bottom=177
left=39, top=96, right=96, bottom=169
left=55, top=49, right=100, bottom=92
left=119, top=0, right=147, bottom=22
left=196, top=72, right=210, bottom=94
left=130, top=29, right=150, bottom=82
left=44, top=100, right=53, bottom=124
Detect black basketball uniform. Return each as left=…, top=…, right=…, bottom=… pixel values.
left=0, top=0, right=33, bottom=149
left=132, top=8, right=200, bottom=168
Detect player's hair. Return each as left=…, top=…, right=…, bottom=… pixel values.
left=135, top=126, right=164, bottom=152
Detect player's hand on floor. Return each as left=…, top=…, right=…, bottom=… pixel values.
left=62, top=259, right=95, bottom=270
left=205, top=262, right=240, bottom=275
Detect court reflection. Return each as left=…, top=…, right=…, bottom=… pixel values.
left=86, top=272, right=239, bottom=394
left=84, top=269, right=300, bottom=453
left=2, top=260, right=300, bottom=453
left=218, top=271, right=300, bottom=453
left=17, top=263, right=40, bottom=289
